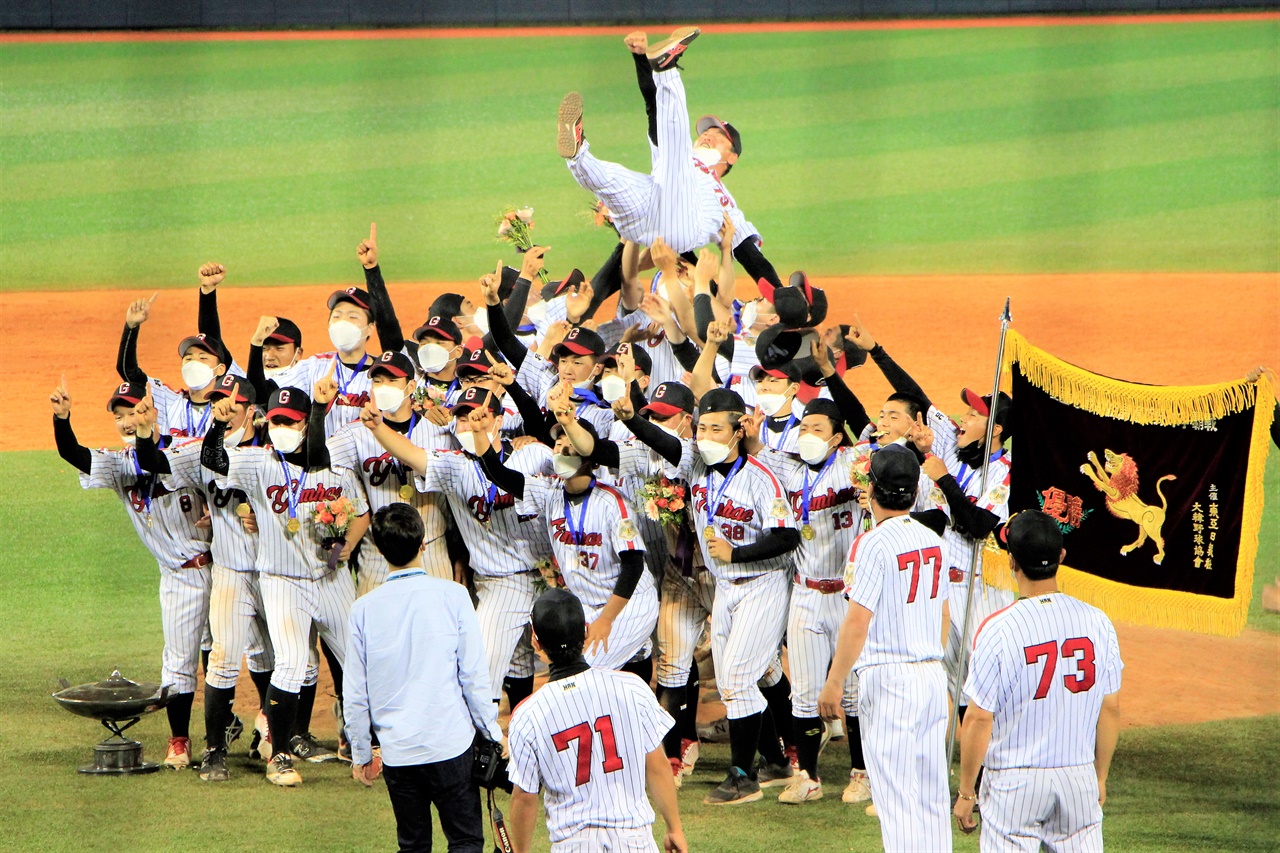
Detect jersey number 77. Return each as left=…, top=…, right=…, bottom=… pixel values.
left=551, top=715, right=626, bottom=786
left=897, top=546, right=943, bottom=603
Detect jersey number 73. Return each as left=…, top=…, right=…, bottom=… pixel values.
left=551, top=715, right=625, bottom=787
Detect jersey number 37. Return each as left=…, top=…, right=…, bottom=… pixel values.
left=551, top=715, right=625, bottom=787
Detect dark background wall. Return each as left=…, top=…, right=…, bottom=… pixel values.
left=2, top=0, right=1272, bottom=30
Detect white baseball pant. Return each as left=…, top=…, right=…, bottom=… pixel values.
left=205, top=565, right=273, bottom=689
left=474, top=572, right=539, bottom=703
left=980, top=765, right=1103, bottom=853
left=711, top=570, right=791, bottom=719
left=159, top=565, right=212, bottom=694
left=259, top=570, right=355, bottom=693
left=656, top=566, right=715, bottom=688
left=551, top=827, right=658, bottom=852
left=583, top=585, right=659, bottom=671
left=786, top=582, right=859, bottom=717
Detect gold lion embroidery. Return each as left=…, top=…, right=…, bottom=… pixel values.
left=1080, top=449, right=1176, bottom=564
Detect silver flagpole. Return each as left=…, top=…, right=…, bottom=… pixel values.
left=947, top=297, right=1012, bottom=769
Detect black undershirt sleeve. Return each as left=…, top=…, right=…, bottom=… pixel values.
left=117, top=324, right=148, bottom=385
left=936, top=474, right=1001, bottom=539
left=365, top=265, right=405, bottom=354
left=627, top=380, right=647, bottom=417
left=1271, top=401, right=1279, bottom=449
left=824, top=371, right=872, bottom=436
left=53, top=417, right=92, bottom=474
left=481, top=276, right=534, bottom=356
left=246, top=344, right=275, bottom=404
left=693, top=293, right=734, bottom=361
left=622, top=414, right=682, bottom=467
left=729, top=527, right=801, bottom=563
left=583, top=242, right=626, bottom=320
left=671, top=338, right=702, bottom=374
left=869, top=344, right=931, bottom=408
left=198, top=289, right=222, bottom=343
left=612, top=549, right=644, bottom=600
left=479, top=446, right=526, bottom=500
left=487, top=301, right=527, bottom=370
left=134, top=433, right=172, bottom=475
left=305, top=402, right=331, bottom=471
left=731, top=239, right=783, bottom=291
left=633, top=52, right=658, bottom=146
left=910, top=509, right=949, bottom=538
left=587, top=438, right=621, bottom=470
left=202, top=420, right=229, bottom=475
left=506, top=381, right=553, bottom=447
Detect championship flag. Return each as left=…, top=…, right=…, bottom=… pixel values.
left=982, top=330, right=1274, bottom=637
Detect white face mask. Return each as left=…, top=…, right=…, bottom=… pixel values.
left=224, top=424, right=248, bottom=447
left=599, top=374, right=628, bottom=403
left=268, top=425, right=304, bottom=454
left=328, top=320, right=365, bottom=353
left=181, top=361, right=216, bottom=391
left=122, top=434, right=137, bottom=447
left=698, top=437, right=734, bottom=466
left=756, top=393, right=788, bottom=418
left=797, top=433, right=835, bottom=465
left=473, top=310, right=490, bottom=335
left=418, top=343, right=451, bottom=374
left=572, top=378, right=595, bottom=394
left=263, top=365, right=290, bottom=380
left=552, top=454, right=583, bottom=479
left=739, top=301, right=758, bottom=335
left=372, top=385, right=407, bottom=413
left=455, top=424, right=497, bottom=456
left=656, top=422, right=684, bottom=439
left=692, top=146, right=722, bottom=168
left=526, top=301, right=549, bottom=325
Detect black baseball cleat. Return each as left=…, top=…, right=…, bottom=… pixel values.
left=755, top=755, right=795, bottom=788
left=198, top=748, right=230, bottom=782
left=224, top=714, right=244, bottom=751
left=703, top=766, right=763, bottom=805
left=557, top=91, right=584, bottom=159
left=647, top=26, right=700, bottom=73
left=290, top=733, right=340, bottom=763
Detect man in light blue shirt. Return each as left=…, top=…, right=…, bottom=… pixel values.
left=344, top=503, right=503, bottom=853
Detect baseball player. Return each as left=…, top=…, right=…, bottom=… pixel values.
left=954, top=511, right=1123, bottom=852
left=202, top=383, right=370, bottom=787
left=819, top=445, right=953, bottom=853
left=361, top=385, right=554, bottom=718
left=52, top=378, right=212, bottom=771
left=508, top=589, right=687, bottom=853
left=246, top=315, right=305, bottom=402
left=131, top=373, right=282, bottom=781
left=327, top=351, right=454, bottom=592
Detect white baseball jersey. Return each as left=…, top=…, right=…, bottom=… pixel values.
left=849, top=437, right=935, bottom=514
left=415, top=444, right=553, bottom=576
left=966, top=593, right=1123, bottom=769
left=758, top=412, right=801, bottom=454
left=601, top=421, right=673, bottom=579
left=760, top=446, right=865, bottom=581
left=272, top=352, right=386, bottom=438
left=844, top=514, right=950, bottom=670
left=507, top=668, right=673, bottom=843
left=209, top=447, right=369, bottom=579
left=930, top=450, right=1012, bottom=586
left=515, top=351, right=558, bottom=407
left=147, top=382, right=215, bottom=440
left=162, top=438, right=257, bottom=572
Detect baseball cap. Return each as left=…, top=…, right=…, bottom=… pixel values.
left=803, top=398, right=842, bottom=424
left=414, top=315, right=463, bottom=345
left=602, top=342, right=652, bottom=376
left=265, top=386, right=310, bottom=422
left=498, top=266, right=520, bottom=302
left=551, top=326, right=605, bottom=360
left=178, top=333, right=228, bottom=364
left=539, top=268, right=585, bottom=302
left=429, top=293, right=466, bottom=320
left=370, top=351, right=415, bottom=380
left=106, top=381, right=146, bottom=411
left=696, top=115, right=743, bottom=155
left=265, top=318, right=302, bottom=347
left=869, top=444, right=920, bottom=497
left=208, top=373, right=255, bottom=404
left=531, top=588, right=587, bottom=653
left=327, top=287, right=374, bottom=316
left=750, top=362, right=801, bottom=383
left=550, top=417, right=600, bottom=444
left=961, top=388, right=1014, bottom=439
left=452, top=386, right=503, bottom=417
left=456, top=345, right=498, bottom=378
left=836, top=325, right=868, bottom=369
left=755, top=324, right=807, bottom=370
left=642, top=382, right=696, bottom=419
left=1003, top=511, right=1063, bottom=570
left=697, top=388, right=746, bottom=416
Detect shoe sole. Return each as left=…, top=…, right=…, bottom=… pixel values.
left=779, top=792, right=824, bottom=804
left=163, top=759, right=190, bottom=770
left=267, top=774, right=302, bottom=787
left=703, top=789, right=764, bottom=806
left=647, top=27, right=700, bottom=71
left=758, top=776, right=794, bottom=789
left=302, top=753, right=340, bottom=763
left=557, top=92, right=583, bottom=158
left=199, top=771, right=230, bottom=782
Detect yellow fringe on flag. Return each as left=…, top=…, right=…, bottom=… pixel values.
left=983, top=333, right=1273, bottom=638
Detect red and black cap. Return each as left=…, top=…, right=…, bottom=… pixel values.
left=370, top=351, right=415, bottom=380
left=414, top=315, right=462, bottom=345
left=452, top=386, right=503, bottom=416
left=178, top=333, right=229, bottom=364
left=265, top=386, right=310, bottom=422
left=106, top=381, right=146, bottom=411
left=749, top=361, right=801, bottom=383
left=602, top=342, right=652, bottom=376
left=641, top=382, right=695, bottom=419
left=456, top=344, right=498, bottom=378
left=755, top=324, right=813, bottom=371
left=551, top=325, right=605, bottom=359
left=869, top=444, right=920, bottom=497
left=208, top=373, right=255, bottom=405
left=697, top=388, right=746, bottom=416
left=539, top=268, right=585, bottom=302
left=327, top=287, right=374, bottom=316
left=695, top=115, right=743, bottom=155
left=265, top=317, right=302, bottom=347
left=961, top=388, right=1014, bottom=439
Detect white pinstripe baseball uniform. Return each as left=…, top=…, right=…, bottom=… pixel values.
left=516, top=478, right=658, bottom=671
left=209, top=447, right=368, bottom=693
left=966, top=594, right=1123, bottom=852
left=80, top=448, right=212, bottom=695
left=850, top=434, right=936, bottom=515
left=845, top=514, right=952, bottom=853
left=147, top=380, right=231, bottom=441
left=327, top=417, right=453, bottom=594
left=508, top=668, right=673, bottom=850
left=415, top=444, right=554, bottom=702
left=565, top=68, right=758, bottom=255
left=272, top=352, right=386, bottom=439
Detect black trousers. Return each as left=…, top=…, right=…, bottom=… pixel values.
left=382, top=749, right=484, bottom=853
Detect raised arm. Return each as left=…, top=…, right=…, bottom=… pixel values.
left=811, top=337, right=871, bottom=436
left=731, top=239, right=783, bottom=292
left=485, top=253, right=544, bottom=370
left=360, top=403, right=429, bottom=475
left=357, top=224, right=406, bottom=353
left=197, top=263, right=226, bottom=342
left=714, top=214, right=737, bottom=309
left=117, top=294, right=156, bottom=384
left=653, top=238, right=700, bottom=347
left=613, top=394, right=682, bottom=467
left=691, top=320, right=730, bottom=399
left=849, top=315, right=931, bottom=407
left=201, top=392, right=239, bottom=476
left=693, top=292, right=733, bottom=361
left=50, top=377, right=91, bottom=474
left=246, top=316, right=280, bottom=404
left=494, top=363, right=553, bottom=447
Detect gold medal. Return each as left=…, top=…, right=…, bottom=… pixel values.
left=399, top=484, right=415, bottom=501
left=801, top=524, right=816, bottom=541
left=287, top=517, right=301, bottom=535
left=145, top=514, right=153, bottom=528
left=236, top=503, right=251, bottom=519
left=704, top=525, right=717, bottom=540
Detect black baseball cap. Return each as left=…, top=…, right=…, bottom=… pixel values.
left=697, top=388, right=746, bottom=416
left=452, top=386, right=503, bottom=417
left=642, top=382, right=696, bottom=418
left=961, top=388, right=1014, bottom=440
left=531, top=588, right=586, bottom=653
left=106, top=381, right=146, bottom=411
left=696, top=115, right=743, bottom=155
left=803, top=398, right=842, bottom=425
left=178, top=333, right=227, bottom=362
left=603, top=342, right=652, bottom=376
left=1003, top=511, right=1063, bottom=571
left=755, top=324, right=807, bottom=370
left=327, top=287, right=374, bottom=316
left=750, top=362, right=801, bottom=383
left=208, top=373, right=256, bottom=404
left=429, top=293, right=467, bottom=319
left=265, top=386, right=310, bottom=422
left=456, top=345, right=498, bottom=378
left=869, top=444, right=920, bottom=497
left=370, top=351, right=415, bottom=379
left=265, top=318, right=302, bottom=347
left=552, top=326, right=605, bottom=359
left=414, top=315, right=463, bottom=345
left=539, top=268, right=585, bottom=302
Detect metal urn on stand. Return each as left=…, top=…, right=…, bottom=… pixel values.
left=52, top=670, right=173, bottom=775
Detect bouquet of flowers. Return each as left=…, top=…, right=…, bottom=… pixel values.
left=532, top=556, right=564, bottom=593
left=411, top=382, right=447, bottom=413
left=641, top=476, right=687, bottom=527
left=580, top=199, right=619, bottom=236
left=495, top=206, right=550, bottom=285
left=314, top=496, right=357, bottom=572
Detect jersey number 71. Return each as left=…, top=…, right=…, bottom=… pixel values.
left=551, top=715, right=625, bottom=786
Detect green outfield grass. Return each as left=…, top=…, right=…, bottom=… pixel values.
left=2, top=20, right=1278, bottom=291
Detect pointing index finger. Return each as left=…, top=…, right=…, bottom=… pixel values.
left=148, top=292, right=159, bottom=306
left=369, top=222, right=377, bottom=242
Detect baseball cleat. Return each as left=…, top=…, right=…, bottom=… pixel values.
left=266, top=752, right=303, bottom=787
left=557, top=92, right=584, bottom=159
left=250, top=711, right=271, bottom=761
left=865, top=802, right=879, bottom=817
left=786, top=744, right=800, bottom=772
left=225, top=714, right=244, bottom=751
left=703, top=766, right=763, bottom=806
left=163, top=736, right=191, bottom=770
left=778, top=770, right=823, bottom=804
left=669, top=757, right=684, bottom=789
left=754, top=756, right=795, bottom=789
left=679, top=738, right=699, bottom=776
left=647, top=26, right=700, bottom=72
left=198, top=748, right=230, bottom=782
left=291, top=733, right=340, bottom=763
left=843, top=769, right=872, bottom=804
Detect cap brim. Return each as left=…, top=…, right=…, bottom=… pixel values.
left=456, top=364, right=491, bottom=377
left=265, top=407, right=306, bottom=422
left=961, top=388, right=989, bottom=416
left=552, top=342, right=596, bottom=358
left=263, top=333, right=297, bottom=345
left=750, top=366, right=790, bottom=381
left=415, top=329, right=457, bottom=343
left=370, top=365, right=410, bottom=379
left=209, top=389, right=251, bottom=404
left=641, top=401, right=685, bottom=418
left=107, top=394, right=143, bottom=410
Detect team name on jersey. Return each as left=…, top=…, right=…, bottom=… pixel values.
left=549, top=517, right=604, bottom=547
left=691, top=488, right=755, bottom=523
left=465, top=491, right=516, bottom=523
left=126, top=483, right=183, bottom=513
left=788, top=486, right=857, bottom=517
left=336, top=390, right=370, bottom=408
left=264, top=482, right=345, bottom=514
left=360, top=452, right=402, bottom=487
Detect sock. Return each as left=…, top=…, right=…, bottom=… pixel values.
left=958, top=703, right=968, bottom=724
left=847, top=715, right=865, bottom=771
left=201, top=649, right=210, bottom=678
left=504, top=675, right=534, bottom=711
left=249, top=670, right=272, bottom=708
left=757, top=707, right=787, bottom=767
left=656, top=685, right=688, bottom=759
left=760, top=676, right=795, bottom=749
left=621, top=655, right=653, bottom=684
left=728, top=712, right=763, bottom=779
left=681, top=666, right=700, bottom=743
left=204, top=685, right=236, bottom=750
left=265, top=686, right=300, bottom=756
left=794, top=715, right=822, bottom=779
left=296, top=682, right=317, bottom=737
left=166, top=691, right=194, bottom=740
left=319, top=639, right=343, bottom=700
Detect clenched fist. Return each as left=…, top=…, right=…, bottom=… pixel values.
left=198, top=263, right=226, bottom=293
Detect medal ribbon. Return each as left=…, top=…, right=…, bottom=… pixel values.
left=800, top=451, right=837, bottom=529
left=704, top=456, right=745, bottom=533
left=186, top=397, right=212, bottom=437
left=562, top=478, right=596, bottom=546
left=767, top=413, right=798, bottom=451
left=277, top=453, right=309, bottom=525
left=956, top=449, right=1004, bottom=494
left=131, top=450, right=156, bottom=519
left=391, top=412, right=420, bottom=489
left=334, top=355, right=369, bottom=400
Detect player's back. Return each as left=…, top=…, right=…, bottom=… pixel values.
left=968, top=593, right=1123, bottom=769
left=508, top=668, right=667, bottom=843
